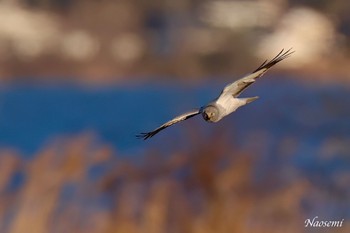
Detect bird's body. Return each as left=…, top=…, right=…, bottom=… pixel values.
left=137, top=49, right=294, bottom=140
left=203, top=96, right=251, bottom=123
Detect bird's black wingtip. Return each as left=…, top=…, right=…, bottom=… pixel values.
left=253, top=48, right=295, bottom=73
left=282, top=47, right=295, bottom=57
left=136, top=132, right=154, bottom=140
left=136, top=133, right=147, bottom=140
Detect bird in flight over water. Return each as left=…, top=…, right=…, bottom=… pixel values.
left=137, top=48, right=294, bottom=140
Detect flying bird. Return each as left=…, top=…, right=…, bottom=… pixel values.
left=137, top=48, right=294, bottom=140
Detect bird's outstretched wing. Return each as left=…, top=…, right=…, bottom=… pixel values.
left=137, top=109, right=201, bottom=140
left=219, top=48, right=294, bottom=98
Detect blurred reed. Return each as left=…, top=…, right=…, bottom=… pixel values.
left=0, top=132, right=349, bottom=233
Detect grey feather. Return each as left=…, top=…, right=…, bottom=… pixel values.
left=219, top=48, right=294, bottom=98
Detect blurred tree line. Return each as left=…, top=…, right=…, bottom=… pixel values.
left=0, top=0, right=349, bottom=82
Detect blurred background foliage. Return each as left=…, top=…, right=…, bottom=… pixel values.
left=0, top=0, right=349, bottom=233
left=0, top=0, right=349, bottom=82
left=1, top=132, right=349, bottom=233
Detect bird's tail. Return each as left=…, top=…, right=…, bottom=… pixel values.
left=242, top=96, right=259, bottom=104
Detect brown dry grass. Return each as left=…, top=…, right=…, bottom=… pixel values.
left=0, top=133, right=348, bottom=233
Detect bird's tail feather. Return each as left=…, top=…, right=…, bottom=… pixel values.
left=242, top=96, right=259, bottom=104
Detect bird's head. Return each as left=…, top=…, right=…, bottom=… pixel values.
left=202, top=105, right=219, bottom=122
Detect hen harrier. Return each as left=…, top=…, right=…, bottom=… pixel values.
left=137, top=48, right=294, bottom=140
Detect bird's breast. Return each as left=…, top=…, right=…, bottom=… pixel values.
left=215, top=96, right=240, bottom=115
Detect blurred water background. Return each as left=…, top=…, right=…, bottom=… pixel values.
left=0, top=0, right=350, bottom=233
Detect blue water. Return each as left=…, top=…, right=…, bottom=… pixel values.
left=0, top=82, right=219, bottom=155
left=0, top=77, right=349, bottom=161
